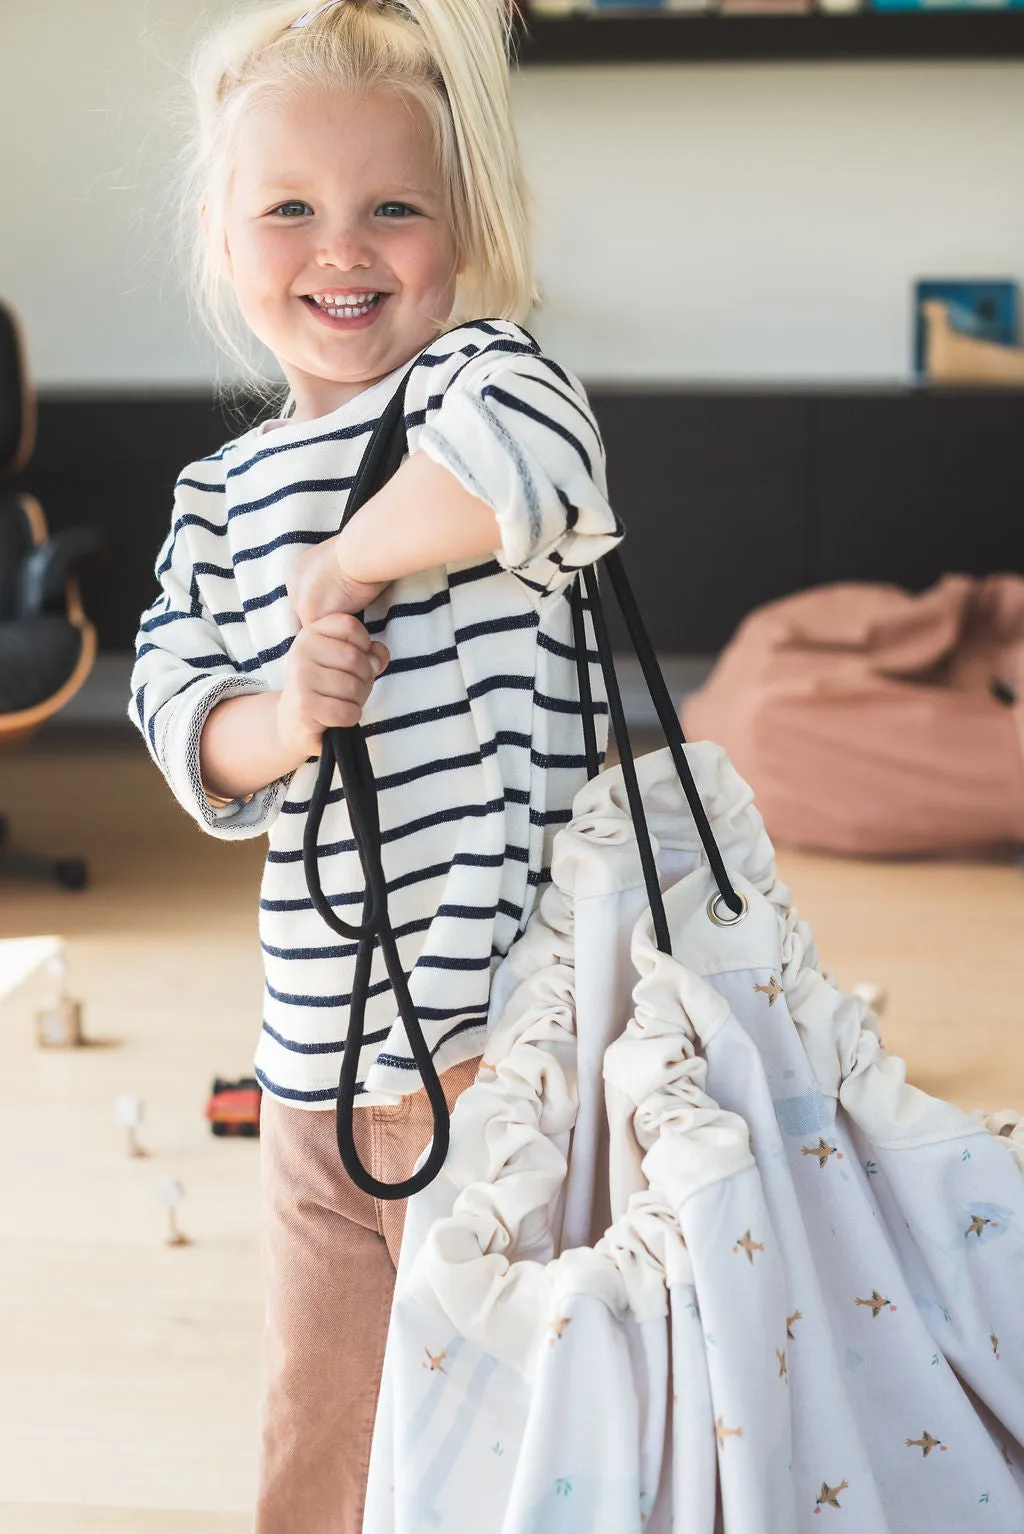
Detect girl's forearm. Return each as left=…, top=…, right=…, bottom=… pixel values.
left=333, top=451, right=502, bottom=585
left=199, top=455, right=501, bottom=800
left=199, top=690, right=305, bottom=801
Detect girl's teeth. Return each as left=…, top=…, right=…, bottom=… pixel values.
left=311, top=292, right=382, bottom=317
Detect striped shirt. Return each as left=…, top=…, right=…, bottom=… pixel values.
left=129, top=319, right=624, bottom=1108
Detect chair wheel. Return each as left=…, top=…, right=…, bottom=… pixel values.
left=55, top=859, right=87, bottom=890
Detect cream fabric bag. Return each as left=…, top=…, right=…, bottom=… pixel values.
left=364, top=742, right=1024, bottom=1534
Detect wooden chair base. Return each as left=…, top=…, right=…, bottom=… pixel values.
left=0, top=813, right=87, bottom=889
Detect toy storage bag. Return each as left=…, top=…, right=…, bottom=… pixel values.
left=363, top=558, right=1024, bottom=1533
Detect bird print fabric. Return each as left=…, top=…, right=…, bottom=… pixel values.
left=364, top=744, right=1024, bottom=1533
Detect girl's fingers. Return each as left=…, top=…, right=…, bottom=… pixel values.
left=296, top=631, right=388, bottom=681
left=305, top=612, right=374, bottom=645
left=305, top=693, right=370, bottom=730
left=306, top=667, right=376, bottom=704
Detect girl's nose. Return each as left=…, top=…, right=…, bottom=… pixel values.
left=316, top=221, right=376, bottom=271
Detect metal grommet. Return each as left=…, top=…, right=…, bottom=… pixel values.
left=706, top=890, right=748, bottom=927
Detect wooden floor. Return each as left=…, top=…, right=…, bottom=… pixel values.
left=0, top=727, right=1021, bottom=1531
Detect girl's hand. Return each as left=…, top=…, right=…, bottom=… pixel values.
left=277, top=614, right=390, bottom=758
left=287, top=535, right=389, bottom=627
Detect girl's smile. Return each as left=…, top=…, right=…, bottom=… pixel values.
left=301, top=290, right=390, bottom=328
left=219, top=85, right=460, bottom=422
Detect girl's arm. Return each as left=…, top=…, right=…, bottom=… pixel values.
left=202, top=457, right=488, bottom=800
left=199, top=615, right=389, bottom=802
left=286, top=453, right=502, bottom=627
left=336, top=452, right=502, bottom=583
left=129, top=503, right=298, bottom=839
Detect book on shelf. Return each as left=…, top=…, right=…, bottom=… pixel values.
left=871, top=0, right=1024, bottom=9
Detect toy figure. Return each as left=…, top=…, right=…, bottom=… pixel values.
left=155, top=1177, right=191, bottom=1247
left=128, top=2, right=622, bottom=1526
left=114, top=1093, right=148, bottom=1158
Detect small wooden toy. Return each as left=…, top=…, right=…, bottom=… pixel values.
left=156, top=1177, right=191, bottom=1247
left=923, top=300, right=1024, bottom=386
left=205, top=1076, right=262, bottom=1137
left=34, top=951, right=84, bottom=1048
left=114, top=1094, right=148, bottom=1158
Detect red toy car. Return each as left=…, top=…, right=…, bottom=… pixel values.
left=205, top=1076, right=262, bottom=1137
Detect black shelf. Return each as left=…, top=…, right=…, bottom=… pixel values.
left=513, top=9, right=1024, bottom=64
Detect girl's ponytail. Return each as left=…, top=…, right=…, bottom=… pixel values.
left=391, top=0, right=536, bottom=325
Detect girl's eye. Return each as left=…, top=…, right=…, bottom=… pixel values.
left=267, top=200, right=418, bottom=219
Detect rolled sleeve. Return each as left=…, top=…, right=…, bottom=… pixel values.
left=128, top=515, right=289, bottom=841
left=416, top=348, right=625, bottom=597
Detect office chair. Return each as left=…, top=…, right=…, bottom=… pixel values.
left=0, top=298, right=102, bottom=889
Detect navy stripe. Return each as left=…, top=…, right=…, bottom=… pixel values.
left=466, top=674, right=533, bottom=700
left=173, top=512, right=225, bottom=536
left=175, top=477, right=225, bottom=494
left=233, top=529, right=323, bottom=565
left=365, top=586, right=451, bottom=632
left=212, top=584, right=290, bottom=624
left=261, top=1004, right=488, bottom=1058
left=535, top=688, right=606, bottom=716
left=226, top=476, right=355, bottom=523
left=228, top=423, right=375, bottom=481
left=136, top=643, right=231, bottom=671
left=481, top=384, right=593, bottom=479
left=531, top=807, right=572, bottom=827
left=259, top=851, right=506, bottom=911
left=555, top=488, right=580, bottom=533
left=454, top=611, right=538, bottom=643
left=260, top=903, right=494, bottom=962
left=380, top=644, right=458, bottom=677
left=372, top=1014, right=488, bottom=1071
left=361, top=697, right=472, bottom=741
left=521, top=370, right=599, bottom=441
left=268, top=796, right=507, bottom=865
left=261, top=1017, right=392, bottom=1051
left=267, top=975, right=398, bottom=1010
left=253, top=1067, right=355, bottom=1102
left=139, top=608, right=194, bottom=634
left=414, top=953, right=492, bottom=971
left=370, top=746, right=487, bottom=795
left=539, top=626, right=598, bottom=664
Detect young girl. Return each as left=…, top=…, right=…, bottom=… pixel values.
left=130, top=0, right=623, bottom=1527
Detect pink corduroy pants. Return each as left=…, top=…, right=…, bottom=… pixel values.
left=255, top=1056, right=481, bottom=1534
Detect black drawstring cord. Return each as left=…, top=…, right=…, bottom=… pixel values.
left=605, top=551, right=744, bottom=918
left=302, top=362, right=742, bottom=1198
left=569, top=575, right=600, bottom=782
left=302, top=370, right=451, bottom=1200
left=573, top=555, right=745, bottom=952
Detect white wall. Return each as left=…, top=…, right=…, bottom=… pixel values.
left=2, top=0, right=1023, bottom=386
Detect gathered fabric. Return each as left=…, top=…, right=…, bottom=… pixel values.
left=365, top=742, right=1024, bottom=1533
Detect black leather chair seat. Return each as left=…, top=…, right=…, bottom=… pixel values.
left=0, top=614, right=81, bottom=712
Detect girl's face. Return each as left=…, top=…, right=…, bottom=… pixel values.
left=220, top=84, right=460, bottom=423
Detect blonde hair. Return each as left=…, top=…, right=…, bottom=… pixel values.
left=173, top=0, right=538, bottom=407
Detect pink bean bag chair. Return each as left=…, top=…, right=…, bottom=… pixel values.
left=681, top=574, right=1024, bottom=856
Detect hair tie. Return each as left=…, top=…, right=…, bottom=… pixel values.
left=290, top=0, right=383, bottom=24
